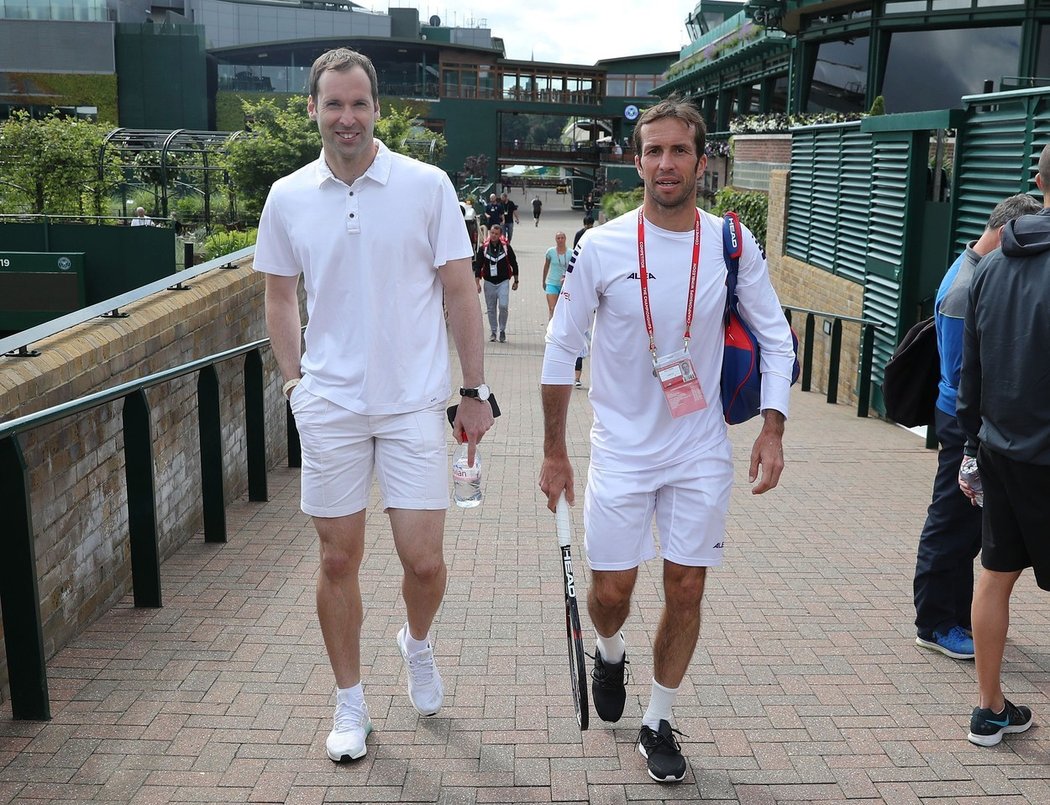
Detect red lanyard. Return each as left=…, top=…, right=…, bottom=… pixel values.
left=637, top=209, right=702, bottom=363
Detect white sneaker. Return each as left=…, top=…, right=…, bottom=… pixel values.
left=397, top=623, right=444, bottom=716
left=325, top=694, right=372, bottom=762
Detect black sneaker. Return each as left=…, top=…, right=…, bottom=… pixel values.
left=591, top=649, right=628, bottom=722
left=638, top=720, right=686, bottom=782
left=968, top=699, right=1033, bottom=747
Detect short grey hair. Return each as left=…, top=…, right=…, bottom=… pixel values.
left=986, top=193, right=1042, bottom=229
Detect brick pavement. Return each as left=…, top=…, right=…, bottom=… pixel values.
left=2, top=191, right=1048, bottom=803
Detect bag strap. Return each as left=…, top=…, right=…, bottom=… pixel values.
left=722, top=211, right=743, bottom=324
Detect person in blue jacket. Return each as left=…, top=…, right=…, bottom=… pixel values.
left=912, top=193, right=1040, bottom=660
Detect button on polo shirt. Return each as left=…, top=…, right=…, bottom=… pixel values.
left=254, top=140, right=473, bottom=415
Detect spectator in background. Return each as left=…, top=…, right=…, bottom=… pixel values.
left=500, top=192, right=520, bottom=242
left=574, top=215, right=595, bottom=249
left=542, top=231, right=570, bottom=319
left=913, top=193, right=1041, bottom=662
left=474, top=223, right=519, bottom=343
left=484, top=193, right=504, bottom=232
left=956, top=148, right=1050, bottom=749
left=131, top=207, right=154, bottom=226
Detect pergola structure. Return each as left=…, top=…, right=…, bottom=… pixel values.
left=100, top=128, right=249, bottom=226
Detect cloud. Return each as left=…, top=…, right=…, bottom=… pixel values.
left=412, top=1, right=692, bottom=66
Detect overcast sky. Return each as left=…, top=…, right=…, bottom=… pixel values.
left=398, top=2, right=697, bottom=65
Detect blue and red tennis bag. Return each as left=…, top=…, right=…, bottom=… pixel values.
left=720, top=212, right=800, bottom=425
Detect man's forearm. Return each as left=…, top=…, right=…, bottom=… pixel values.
left=442, top=259, right=486, bottom=387
left=541, top=384, right=573, bottom=456
left=265, top=280, right=303, bottom=383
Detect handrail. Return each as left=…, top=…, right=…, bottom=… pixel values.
left=0, top=336, right=268, bottom=437
left=782, top=305, right=888, bottom=418
left=782, top=305, right=883, bottom=328
left=0, top=245, right=256, bottom=358
left=0, top=321, right=284, bottom=721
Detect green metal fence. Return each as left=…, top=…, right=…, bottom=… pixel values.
left=0, top=338, right=294, bottom=721
left=785, top=111, right=962, bottom=414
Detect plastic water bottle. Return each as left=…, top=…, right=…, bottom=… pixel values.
left=452, top=442, right=482, bottom=508
left=959, top=456, right=984, bottom=507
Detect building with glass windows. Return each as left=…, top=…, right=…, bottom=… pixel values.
left=0, top=0, right=675, bottom=189
left=657, top=0, right=1048, bottom=132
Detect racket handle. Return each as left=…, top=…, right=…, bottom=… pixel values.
left=555, top=492, right=572, bottom=548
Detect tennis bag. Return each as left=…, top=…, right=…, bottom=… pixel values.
left=882, top=315, right=938, bottom=427
left=721, top=212, right=800, bottom=425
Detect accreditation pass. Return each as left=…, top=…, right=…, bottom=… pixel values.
left=654, top=348, right=707, bottom=418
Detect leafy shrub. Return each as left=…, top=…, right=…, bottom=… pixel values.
left=710, top=187, right=768, bottom=247
left=201, top=228, right=258, bottom=261
left=600, top=188, right=644, bottom=220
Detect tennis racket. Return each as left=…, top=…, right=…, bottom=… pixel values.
left=555, top=493, right=589, bottom=731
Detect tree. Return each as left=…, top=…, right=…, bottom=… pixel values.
left=222, top=96, right=321, bottom=221
left=462, top=154, right=489, bottom=180
left=224, top=96, right=447, bottom=222
left=375, top=105, right=447, bottom=164
left=0, top=112, right=120, bottom=216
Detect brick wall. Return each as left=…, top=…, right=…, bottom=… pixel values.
left=0, top=259, right=291, bottom=695
left=733, top=134, right=792, bottom=165
left=731, top=134, right=792, bottom=192
left=767, top=169, right=866, bottom=407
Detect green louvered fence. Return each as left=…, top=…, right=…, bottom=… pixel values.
left=785, top=112, right=962, bottom=416
left=951, top=86, right=1050, bottom=254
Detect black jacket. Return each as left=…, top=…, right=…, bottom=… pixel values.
left=474, top=238, right=519, bottom=283
left=957, top=208, right=1050, bottom=464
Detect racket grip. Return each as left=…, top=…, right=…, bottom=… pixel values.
left=555, top=492, right=572, bottom=548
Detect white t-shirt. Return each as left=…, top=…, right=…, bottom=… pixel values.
left=542, top=207, right=795, bottom=471
left=253, top=140, right=473, bottom=415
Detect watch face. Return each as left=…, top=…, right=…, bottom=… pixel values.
left=477, top=384, right=491, bottom=401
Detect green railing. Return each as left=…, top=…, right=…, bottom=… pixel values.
left=0, top=336, right=298, bottom=721
left=784, top=306, right=886, bottom=419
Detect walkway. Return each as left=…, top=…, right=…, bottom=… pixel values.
left=1, top=192, right=1048, bottom=804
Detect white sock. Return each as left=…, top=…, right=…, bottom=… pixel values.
left=404, top=628, right=431, bottom=654
left=596, top=631, right=625, bottom=664
left=642, top=679, right=677, bottom=730
left=336, top=683, right=364, bottom=706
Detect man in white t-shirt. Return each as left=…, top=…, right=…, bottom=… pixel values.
left=539, top=98, right=795, bottom=784
left=130, top=207, right=154, bottom=226
left=254, top=48, right=494, bottom=764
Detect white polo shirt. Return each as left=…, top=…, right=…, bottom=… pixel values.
left=542, top=207, right=795, bottom=472
left=254, top=140, right=473, bottom=415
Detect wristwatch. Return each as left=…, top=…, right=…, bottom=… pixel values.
left=460, top=383, right=491, bottom=402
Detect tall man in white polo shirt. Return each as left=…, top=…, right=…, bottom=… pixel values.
left=539, top=98, right=795, bottom=784
left=254, top=48, right=494, bottom=763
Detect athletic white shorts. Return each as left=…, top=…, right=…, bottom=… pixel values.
left=288, top=384, right=449, bottom=517
left=583, top=439, right=733, bottom=570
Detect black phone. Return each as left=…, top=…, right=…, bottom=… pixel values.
left=446, top=394, right=501, bottom=429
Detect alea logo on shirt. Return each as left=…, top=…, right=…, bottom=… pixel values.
left=627, top=272, right=656, bottom=280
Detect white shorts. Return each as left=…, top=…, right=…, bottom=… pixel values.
left=288, top=385, right=449, bottom=517
left=583, top=440, right=733, bottom=570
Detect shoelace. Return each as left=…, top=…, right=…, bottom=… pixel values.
left=407, top=645, right=437, bottom=686
left=333, top=700, right=367, bottom=732
left=588, top=650, right=631, bottom=686
left=643, top=723, right=687, bottom=752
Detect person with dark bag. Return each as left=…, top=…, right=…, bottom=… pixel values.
left=911, top=193, right=1040, bottom=662
left=539, top=98, right=795, bottom=784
